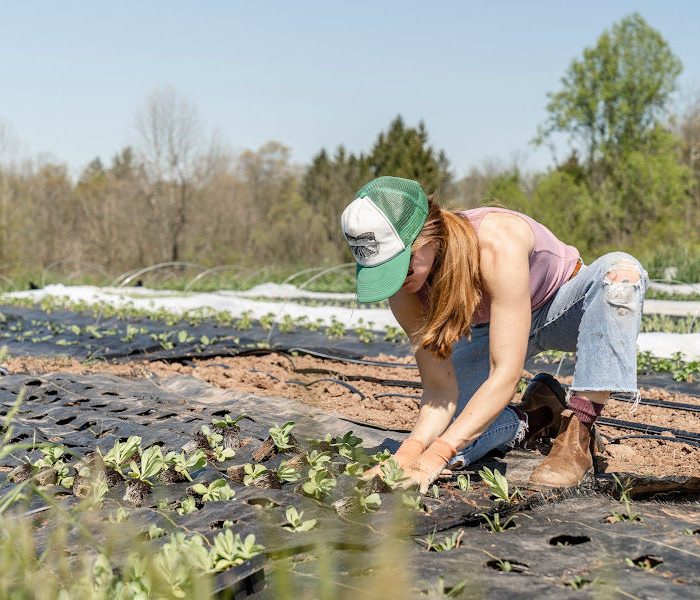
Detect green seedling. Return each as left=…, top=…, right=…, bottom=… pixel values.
left=344, top=462, right=368, bottom=477
left=99, top=435, right=142, bottom=475
left=494, top=559, right=512, bottom=573
left=482, top=512, right=516, bottom=533
left=190, top=479, right=235, bottom=502
left=478, top=467, right=521, bottom=503
left=243, top=464, right=268, bottom=486
left=425, top=577, right=469, bottom=598
left=566, top=576, right=599, bottom=590
left=276, top=460, right=301, bottom=483
left=357, top=491, right=382, bottom=513
left=164, top=450, right=206, bottom=482
left=259, top=313, right=275, bottom=331
left=608, top=474, right=642, bottom=523
left=354, top=324, right=375, bottom=344
left=109, top=506, right=129, bottom=524
left=326, top=318, right=346, bottom=339
left=148, top=524, right=166, bottom=540
left=332, top=431, right=363, bottom=458
left=269, top=421, right=296, bottom=450
left=200, top=425, right=224, bottom=449
left=199, top=334, right=212, bottom=346
left=278, top=315, right=296, bottom=333
left=211, top=413, right=246, bottom=429
left=127, top=446, right=166, bottom=487
left=380, top=459, right=407, bottom=490
left=210, top=531, right=264, bottom=572
left=431, top=484, right=440, bottom=499
left=32, top=445, right=66, bottom=469
left=177, top=330, right=195, bottom=344
left=625, top=556, right=662, bottom=571
left=401, top=493, right=423, bottom=512
left=176, top=496, right=198, bottom=515
left=211, top=446, right=236, bottom=462
left=456, top=474, right=471, bottom=491
left=371, top=449, right=392, bottom=464
left=282, top=506, right=317, bottom=532
left=302, top=469, right=337, bottom=500
left=384, top=325, right=407, bottom=343
left=420, top=528, right=464, bottom=552
left=235, top=311, right=253, bottom=330
left=306, top=449, right=332, bottom=471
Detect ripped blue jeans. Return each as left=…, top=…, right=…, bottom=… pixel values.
left=449, top=252, right=648, bottom=469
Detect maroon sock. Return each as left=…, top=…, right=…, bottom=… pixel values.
left=568, top=395, right=604, bottom=425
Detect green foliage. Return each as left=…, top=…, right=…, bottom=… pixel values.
left=369, top=116, right=452, bottom=193
left=190, top=479, right=235, bottom=502
left=269, top=421, right=296, bottom=450
left=275, top=460, right=301, bottom=483
left=637, top=351, right=699, bottom=382
left=163, top=450, right=206, bottom=482
left=177, top=496, right=198, bottom=515
left=210, top=531, right=264, bottom=572
left=537, top=13, right=682, bottom=168
left=420, top=528, right=464, bottom=552
left=482, top=512, right=516, bottom=533
left=211, top=413, right=246, bottom=428
left=380, top=459, right=407, bottom=490
left=100, top=436, right=141, bottom=475
left=301, top=469, right=337, bottom=501
left=283, top=506, right=317, bottom=532
left=478, top=467, right=521, bottom=503
left=127, top=446, right=165, bottom=486
left=456, top=474, right=471, bottom=492
left=242, top=464, right=268, bottom=486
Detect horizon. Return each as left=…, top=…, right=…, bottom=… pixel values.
left=1, top=1, right=698, bottom=179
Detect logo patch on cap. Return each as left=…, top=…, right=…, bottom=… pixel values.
left=345, top=232, right=379, bottom=260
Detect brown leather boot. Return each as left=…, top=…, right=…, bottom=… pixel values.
left=528, top=409, right=594, bottom=489
left=517, top=373, right=567, bottom=446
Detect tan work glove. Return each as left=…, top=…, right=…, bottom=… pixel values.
left=401, top=438, right=457, bottom=494
left=362, top=437, right=425, bottom=479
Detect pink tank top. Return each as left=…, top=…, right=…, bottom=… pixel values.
left=420, top=207, right=580, bottom=325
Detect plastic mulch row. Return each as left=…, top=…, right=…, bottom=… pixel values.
left=2, top=373, right=699, bottom=597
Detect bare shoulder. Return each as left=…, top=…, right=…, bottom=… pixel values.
left=477, top=212, right=534, bottom=257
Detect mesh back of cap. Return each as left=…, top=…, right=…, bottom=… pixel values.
left=356, top=177, right=428, bottom=245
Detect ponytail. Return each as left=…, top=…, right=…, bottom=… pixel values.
left=414, top=198, right=481, bottom=359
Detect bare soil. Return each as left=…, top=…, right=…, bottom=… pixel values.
left=6, top=354, right=700, bottom=478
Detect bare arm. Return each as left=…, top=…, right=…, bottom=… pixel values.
left=388, top=288, right=458, bottom=447
left=439, top=225, right=532, bottom=450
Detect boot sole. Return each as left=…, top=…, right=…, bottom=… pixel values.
left=527, top=468, right=595, bottom=492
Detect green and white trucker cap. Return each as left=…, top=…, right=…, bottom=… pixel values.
left=341, top=176, right=428, bottom=303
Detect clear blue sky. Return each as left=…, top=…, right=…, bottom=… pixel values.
left=1, top=1, right=698, bottom=178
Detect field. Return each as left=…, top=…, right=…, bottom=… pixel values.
left=0, top=285, right=699, bottom=599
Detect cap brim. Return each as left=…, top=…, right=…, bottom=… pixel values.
left=356, top=244, right=412, bottom=303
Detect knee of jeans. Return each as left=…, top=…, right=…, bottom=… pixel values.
left=600, top=253, right=647, bottom=315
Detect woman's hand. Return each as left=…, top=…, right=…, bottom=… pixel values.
left=400, top=438, right=457, bottom=494
left=362, top=437, right=425, bottom=480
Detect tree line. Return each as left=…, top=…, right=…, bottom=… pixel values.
left=0, top=13, right=698, bottom=287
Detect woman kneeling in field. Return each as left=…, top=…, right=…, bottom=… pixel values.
left=341, top=176, right=647, bottom=492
